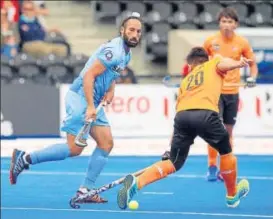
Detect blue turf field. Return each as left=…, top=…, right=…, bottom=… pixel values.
left=1, top=155, right=273, bottom=219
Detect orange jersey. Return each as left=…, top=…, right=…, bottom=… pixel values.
left=176, top=57, right=223, bottom=113
left=204, top=32, right=255, bottom=94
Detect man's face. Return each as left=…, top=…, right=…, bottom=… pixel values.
left=219, top=16, right=238, bottom=35
left=121, top=19, right=142, bottom=48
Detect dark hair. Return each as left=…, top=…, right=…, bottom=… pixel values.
left=217, top=7, right=239, bottom=22
left=121, top=17, right=142, bottom=27
left=120, top=12, right=143, bottom=31
left=119, top=13, right=142, bottom=36
left=186, top=47, right=209, bottom=65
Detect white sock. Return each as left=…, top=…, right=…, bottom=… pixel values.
left=79, top=187, right=89, bottom=193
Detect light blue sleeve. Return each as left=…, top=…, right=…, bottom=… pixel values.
left=96, top=46, right=120, bottom=69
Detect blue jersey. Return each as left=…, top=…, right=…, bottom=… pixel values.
left=70, top=37, right=131, bottom=104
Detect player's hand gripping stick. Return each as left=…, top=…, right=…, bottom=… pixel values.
left=75, top=101, right=106, bottom=147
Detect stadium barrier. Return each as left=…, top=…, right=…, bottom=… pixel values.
left=1, top=84, right=273, bottom=156
left=1, top=84, right=60, bottom=138
left=59, top=84, right=273, bottom=138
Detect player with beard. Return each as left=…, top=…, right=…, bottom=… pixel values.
left=10, top=12, right=142, bottom=203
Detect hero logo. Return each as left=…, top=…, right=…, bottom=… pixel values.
left=105, top=96, right=150, bottom=113
left=1, top=111, right=14, bottom=136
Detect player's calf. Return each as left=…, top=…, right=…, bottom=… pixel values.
left=220, top=153, right=238, bottom=196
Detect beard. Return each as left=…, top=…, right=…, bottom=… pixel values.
left=123, top=34, right=139, bottom=48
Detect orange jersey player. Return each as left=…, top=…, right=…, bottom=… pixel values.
left=203, top=7, right=258, bottom=181
left=116, top=47, right=253, bottom=209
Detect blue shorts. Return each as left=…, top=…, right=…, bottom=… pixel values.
left=61, top=90, right=110, bottom=139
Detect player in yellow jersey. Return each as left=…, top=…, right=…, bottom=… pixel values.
left=203, top=7, right=258, bottom=181
left=161, top=8, right=257, bottom=181
left=116, top=47, right=252, bottom=209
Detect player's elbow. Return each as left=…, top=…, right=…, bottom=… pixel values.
left=83, top=60, right=106, bottom=82
left=217, top=65, right=229, bottom=73
left=218, top=60, right=239, bottom=72
left=84, top=70, right=95, bottom=81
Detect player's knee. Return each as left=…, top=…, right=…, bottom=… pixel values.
left=170, top=160, right=180, bottom=171
left=225, top=124, right=234, bottom=136
left=105, top=138, right=114, bottom=151
left=66, top=134, right=85, bottom=156
left=170, top=149, right=187, bottom=171
left=97, top=138, right=114, bottom=153
left=217, top=133, right=232, bottom=156
left=172, top=158, right=185, bottom=171
left=69, top=142, right=85, bottom=156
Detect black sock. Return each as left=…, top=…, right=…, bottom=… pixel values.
left=25, top=154, right=32, bottom=164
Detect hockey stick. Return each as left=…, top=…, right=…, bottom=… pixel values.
left=223, top=82, right=247, bottom=87
left=69, top=168, right=146, bottom=209
left=75, top=101, right=106, bottom=147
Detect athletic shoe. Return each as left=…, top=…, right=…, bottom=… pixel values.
left=207, top=165, right=218, bottom=181
left=117, top=174, right=138, bottom=209
left=74, top=187, right=108, bottom=203
left=10, top=149, right=29, bottom=184
left=217, top=170, right=224, bottom=182
left=226, top=179, right=250, bottom=208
